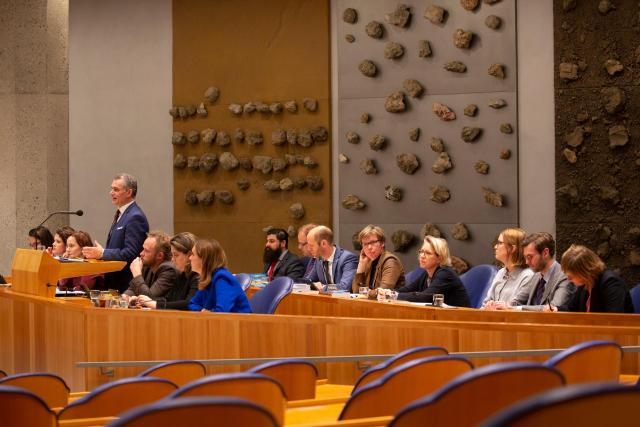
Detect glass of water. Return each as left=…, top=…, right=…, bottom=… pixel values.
left=90, top=290, right=100, bottom=307
left=433, top=294, right=445, bottom=307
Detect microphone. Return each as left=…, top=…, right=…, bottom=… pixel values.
left=38, top=210, right=84, bottom=227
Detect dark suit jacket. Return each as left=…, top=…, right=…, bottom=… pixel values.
left=397, top=266, right=471, bottom=307
left=562, top=270, right=633, bottom=313
left=156, top=271, right=199, bottom=310
left=103, top=201, right=149, bottom=292
left=262, top=250, right=305, bottom=281
left=307, top=245, right=358, bottom=291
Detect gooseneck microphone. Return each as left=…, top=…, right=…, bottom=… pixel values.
left=37, top=210, right=84, bottom=228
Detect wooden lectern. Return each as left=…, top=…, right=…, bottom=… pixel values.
left=10, top=249, right=126, bottom=298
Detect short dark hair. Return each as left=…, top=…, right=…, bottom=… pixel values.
left=522, top=232, right=556, bottom=258
left=71, top=230, right=94, bottom=248
left=29, top=226, right=54, bottom=248
left=267, top=228, right=289, bottom=248
left=147, top=230, right=172, bottom=262
left=55, top=226, right=75, bottom=245
left=114, top=172, right=138, bottom=198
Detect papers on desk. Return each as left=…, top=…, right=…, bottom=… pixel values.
left=293, top=283, right=311, bottom=292
left=55, top=289, right=86, bottom=297
left=55, top=257, right=87, bottom=263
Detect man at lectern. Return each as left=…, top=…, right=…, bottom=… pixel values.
left=82, top=173, right=149, bottom=292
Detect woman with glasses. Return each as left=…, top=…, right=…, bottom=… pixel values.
left=395, top=235, right=470, bottom=307
left=351, top=225, right=405, bottom=296
left=482, top=228, right=535, bottom=309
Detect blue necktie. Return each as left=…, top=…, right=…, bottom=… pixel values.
left=533, top=277, right=546, bottom=305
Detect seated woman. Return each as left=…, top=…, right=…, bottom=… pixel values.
left=395, top=236, right=470, bottom=307
left=188, top=239, right=252, bottom=313
left=351, top=225, right=405, bottom=296
left=48, top=226, right=75, bottom=257
left=559, top=244, right=633, bottom=313
left=482, top=228, right=535, bottom=309
left=58, top=231, right=104, bottom=291
left=28, top=225, right=53, bottom=250
left=137, top=232, right=200, bottom=310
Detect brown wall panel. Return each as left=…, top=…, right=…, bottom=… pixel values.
left=173, top=0, right=331, bottom=272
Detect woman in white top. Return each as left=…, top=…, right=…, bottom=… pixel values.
left=482, top=228, right=535, bottom=309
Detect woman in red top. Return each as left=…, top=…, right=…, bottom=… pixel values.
left=58, top=231, right=105, bottom=291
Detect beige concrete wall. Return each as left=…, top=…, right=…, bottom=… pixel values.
left=0, top=0, right=70, bottom=274
left=68, top=0, right=173, bottom=242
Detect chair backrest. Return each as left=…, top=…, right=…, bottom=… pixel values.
left=170, top=372, right=286, bottom=426
left=389, top=362, right=565, bottom=427
left=235, top=273, right=252, bottom=291
left=0, top=369, right=6, bottom=378
left=352, top=346, right=449, bottom=393
left=340, top=355, right=473, bottom=420
left=404, top=268, right=424, bottom=286
left=0, top=385, right=57, bottom=427
left=110, top=396, right=279, bottom=427
left=248, top=359, right=318, bottom=400
left=543, top=340, right=622, bottom=385
left=0, top=372, right=70, bottom=409
left=138, top=360, right=206, bottom=386
left=460, top=264, right=498, bottom=308
left=481, top=383, right=640, bottom=427
left=630, top=285, right=640, bottom=313
left=249, top=276, right=294, bottom=314
left=57, top=377, right=177, bottom=420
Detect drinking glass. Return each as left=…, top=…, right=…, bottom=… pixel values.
left=358, top=286, right=369, bottom=297
left=90, top=290, right=100, bottom=307
left=433, top=294, right=445, bottom=307
left=386, top=290, right=398, bottom=301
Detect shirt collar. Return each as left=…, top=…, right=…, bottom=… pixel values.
left=326, top=246, right=336, bottom=263
left=541, top=260, right=559, bottom=282
left=278, top=249, right=288, bottom=261
left=118, top=200, right=135, bottom=216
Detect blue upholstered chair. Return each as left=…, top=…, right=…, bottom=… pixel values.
left=235, top=273, right=252, bottom=291
left=57, top=377, right=177, bottom=420
left=0, top=372, right=70, bottom=409
left=543, top=340, right=622, bottom=385
left=0, top=385, right=57, bottom=427
left=110, top=396, right=279, bottom=427
left=389, top=362, right=565, bottom=427
left=630, top=285, right=640, bottom=313
left=404, top=268, right=425, bottom=286
left=248, top=359, right=318, bottom=400
left=138, top=360, right=206, bottom=387
left=460, top=264, right=498, bottom=308
left=169, top=372, right=286, bottom=425
left=341, top=355, right=473, bottom=420
left=481, top=383, right=640, bottom=427
left=352, top=346, right=449, bottom=393
left=249, top=276, right=294, bottom=314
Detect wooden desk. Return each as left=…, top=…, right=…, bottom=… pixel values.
left=1, top=288, right=639, bottom=393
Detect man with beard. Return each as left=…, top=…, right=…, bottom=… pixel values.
left=123, top=230, right=177, bottom=302
left=262, top=228, right=305, bottom=281
left=512, top=232, right=575, bottom=311
left=306, top=225, right=358, bottom=291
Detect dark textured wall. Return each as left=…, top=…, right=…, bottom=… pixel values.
left=555, top=0, right=640, bottom=285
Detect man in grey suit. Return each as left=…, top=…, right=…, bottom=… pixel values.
left=306, top=225, right=358, bottom=291
left=514, top=232, right=575, bottom=311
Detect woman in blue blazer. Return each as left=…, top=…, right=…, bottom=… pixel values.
left=188, top=239, right=252, bottom=313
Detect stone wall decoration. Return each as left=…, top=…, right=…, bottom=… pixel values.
left=342, top=194, right=366, bottom=210
left=197, top=191, right=214, bottom=205
left=391, top=230, right=414, bottom=252
left=289, top=202, right=305, bottom=219
left=204, top=86, right=220, bottom=103
left=214, top=190, right=234, bottom=205
left=219, top=152, right=239, bottom=170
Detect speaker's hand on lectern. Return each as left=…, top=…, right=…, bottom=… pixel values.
left=82, top=241, right=104, bottom=259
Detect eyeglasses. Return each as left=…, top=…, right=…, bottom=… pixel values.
left=362, top=239, right=381, bottom=247
left=418, top=249, right=434, bottom=257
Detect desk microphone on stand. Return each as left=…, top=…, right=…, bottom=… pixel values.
left=37, top=210, right=84, bottom=228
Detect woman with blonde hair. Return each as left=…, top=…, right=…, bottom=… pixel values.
left=559, top=244, right=632, bottom=313
left=396, top=236, right=470, bottom=307
left=351, top=225, right=405, bottom=296
left=188, top=239, right=251, bottom=313
left=483, top=228, right=535, bottom=309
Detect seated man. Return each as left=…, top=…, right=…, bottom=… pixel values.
left=306, top=225, right=358, bottom=291
left=297, top=223, right=318, bottom=279
left=513, top=232, right=575, bottom=311
left=124, top=230, right=177, bottom=301
left=262, top=228, right=305, bottom=281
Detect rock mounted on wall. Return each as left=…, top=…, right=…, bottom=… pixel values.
left=172, top=132, right=186, bottom=145
left=453, top=29, right=473, bottom=49
left=608, top=125, right=629, bottom=147
left=280, top=178, right=294, bottom=191
left=285, top=100, right=298, bottom=113
left=424, top=5, right=446, bottom=24
left=287, top=225, right=297, bottom=237
left=303, top=98, right=318, bottom=112
left=451, top=256, right=470, bottom=274
left=339, top=153, right=349, bottom=163
left=306, top=175, right=324, bottom=191
left=177, top=106, right=188, bottom=119
left=384, top=42, right=405, bottom=60
left=557, top=182, right=579, bottom=204
left=311, top=126, right=329, bottom=143
left=342, top=194, right=366, bottom=210
left=264, top=180, right=280, bottom=191
left=219, top=152, right=239, bottom=171
left=216, top=132, right=231, bottom=146
left=201, top=128, right=216, bottom=144
left=286, top=129, right=297, bottom=145
left=422, top=223, right=442, bottom=238
left=271, top=129, right=286, bottom=145
left=485, top=15, right=501, bottom=29
left=204, top=86, right=220, bottom=103
left=430, top=186, right=451, bottom=203
left=433, top=102, right=456, bottom=121
left=187, top=156, right=199, bottom=170
left=360, top=158, right=378, bottom=175
left=169, top=106, right=179, bottom=119
left=173, top=154, right=187, bottom=169
left=601, top=87, right=625, bottom=114
left=451, top=223, right=470, bottom=240
left=444, top=61, right=467, bottom=73
left=603, top=59, right=623, bottom=76
left=185, top=190, right=198, bottom=205
left=563, top=148, right=577, bottom=164
left=256, top=102, right=270, bottom=113
left=303, top=156, right=317, bottom=168
left=285, top=154, right=297, bottom=165
left=488, top=63, right=506, bottom=79
left=215, top=190, right=234, bottom=205
left=384, top=185, right=403, bottom=201
left=461, top=127, right=482, bottom=142
left=252, top=155, right=272, bottom=174
left=246, top=130, right=263, bottom=146
left=403, top=79, right=424, bottom=98
left=396, top=153, right=420, bottom=174
left=432, top=152, right=453, bottom=174
left=187, top=130, right=200, bottom=144
left=234, top=128, right=245, bottom=143
left=565, top=127, right=584, bottom=147
left=185, top=105, right=197, bottom=117
left=359, top=60, right=377, bottom=77
left=343, top=8, right=357, bottom=23
left=598, top=185, right=620, bottom=204
left=463, top=105, right=477, bottom=117
left=418, top=40, right=432, bottom=57
left=197, top=191, right=214, bottom=206
left=499, top=149, right=511, bottom=160
left=392, top=230, right=414, bottom=252
left=475, top=160, right=490, bottom=174
left=293, top=177, right=307, bottom=189
left=369, top=134, right=387, bottom=151
left=360, top=113, right=371, bottom=123
left=385, top=91, right=406, bottom=113
left=482, top=187, right=503, bottom=207
left=237, top=178, right=250, bottom=191
left=346, top=131, right=360, bottom=144
left=430, top=137, right=445, bottom=153
left=488, top=98, right=507, bottom=109
left=229, top=103, right=243, bottom=115
left=297, top=129, right=313, bottom=147
left=365, top=20, right=384, bottom=38
left=289, top=203, right=305, bottom=219
left=385, top=4, right=411, bottom=27
left=196, top=102, right=207, bottom=117
left=500, top=123, right=513, bottom=134
left=269, top=102, right=283, bottom=114
left=409, top=127, right=420, bottom=141
left=239, top=157, right=253, bottom=171
left=559, top=63, right=579, bottom=81
left=270, top=158, right=286, bottom=172
left=598, top=0, right=615, bottom=14
left=346, top=34, right=355, bottom=43
left=461, top=0, right=479, bottom=11
left=199, top=153, right=218, bottom=172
